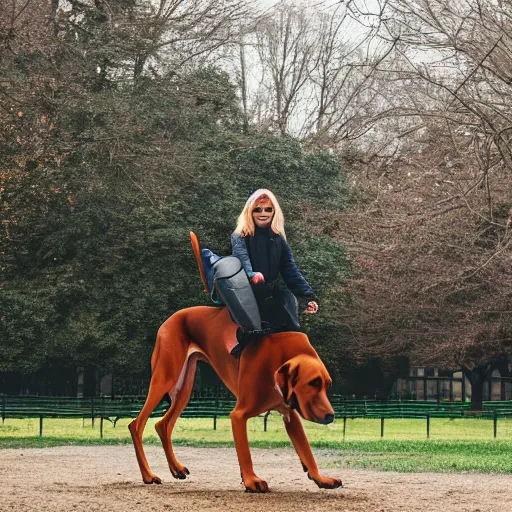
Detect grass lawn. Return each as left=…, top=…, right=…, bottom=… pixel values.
left=1, top=415, right=511, bottom=473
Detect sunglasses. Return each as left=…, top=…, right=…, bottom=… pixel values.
left=253, top=207, right=274, bottom=213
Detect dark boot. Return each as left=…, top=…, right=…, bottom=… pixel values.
left=230, top=327, right=271, bottom=359
left=230, top=328, right=252, bottom=359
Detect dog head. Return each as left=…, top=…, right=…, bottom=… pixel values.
left=274, top=355, right=334, bottom=424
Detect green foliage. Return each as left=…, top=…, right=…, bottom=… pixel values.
left=1, top=2, right=351, bottom=387
left=1, top=190, right=204, bottom=374
left=2, top=127, right=350, bottom=378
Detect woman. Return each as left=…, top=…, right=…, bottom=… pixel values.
left=231, top=189, right=318, bottom=342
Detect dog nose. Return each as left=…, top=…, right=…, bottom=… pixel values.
left=317, top=413, right=334, bottom=425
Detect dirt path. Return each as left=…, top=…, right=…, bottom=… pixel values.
left=0, top=445, right=509, bottom=512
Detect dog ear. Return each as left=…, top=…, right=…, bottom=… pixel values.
left=289, top=362, right=300, bottom=388
left=275, top=360, right=300, bottom=399
left=275, top=362, right=290, bottom=398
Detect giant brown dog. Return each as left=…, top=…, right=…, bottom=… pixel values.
left=128, top=305, right=342, bottom=492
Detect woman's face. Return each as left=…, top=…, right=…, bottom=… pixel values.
left=252, top=197, right=274, bottom=228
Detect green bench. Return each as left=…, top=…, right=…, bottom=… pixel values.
left=2, top=395, right=512, bottom=438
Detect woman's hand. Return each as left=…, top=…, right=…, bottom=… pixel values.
left=251, top=272, right=265, bottom=284
left=304, top=301, right=319, bottom=314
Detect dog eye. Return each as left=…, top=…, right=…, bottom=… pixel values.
left=308, top=377, right=322, bottom=389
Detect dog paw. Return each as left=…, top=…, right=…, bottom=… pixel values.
left=243, top=476, right=270, bottom=493
left=308, top=473, right=342, bottom=489
left=171, top=466, right=190, bottom=480
left=143, top=474, right=162, bottom=484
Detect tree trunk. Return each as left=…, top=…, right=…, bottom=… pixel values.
left=51, top=0, right=60, bottom=37
left=239, top=40, right=249, bottom=134
left=464, top=363, right=500, bottom=410
left=378, top=374, right=397, bottom=401
left=495, top=358, right=510, bottom=401
left=470, top=374, right=484, bottom=410
left=134, top=54, right=147, bottom=80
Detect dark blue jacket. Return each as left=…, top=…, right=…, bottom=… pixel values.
left=231, top=231, right=315, bottom=302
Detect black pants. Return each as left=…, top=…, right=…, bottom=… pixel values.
left=251, top=282, right=299, bottom=333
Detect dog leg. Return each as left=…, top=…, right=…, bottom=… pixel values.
left=155, top=354, right=199, bottom=480
left=284, top=410, right=342, bottom=489
left=128, top=374, right=172, bottom=484
left=129, top=322, right=189, bottom=484
left=230, top=407, right=270, bottom=493
left=275, top=402, right=291, bottom=423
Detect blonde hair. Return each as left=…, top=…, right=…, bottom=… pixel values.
left=234, top=189, right=286, bottom=240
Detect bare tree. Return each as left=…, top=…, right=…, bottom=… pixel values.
left=375, top=0, right=512, bottom=169
left=132, top=0, right=250, bottom=78
left=326, top=1, right=512, bottom=406
left=301, top=1, right=396, bottom=145
left=47, top=1, right=249, bottom=81
left=240, top=1, right=394, bottom=144
left=252, top=1, right=322, bottom=135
